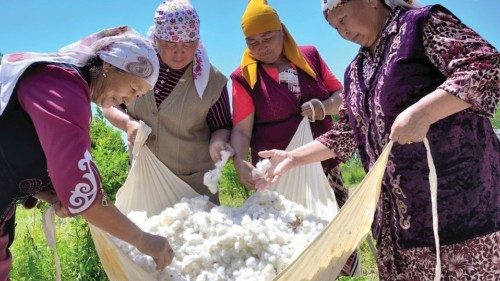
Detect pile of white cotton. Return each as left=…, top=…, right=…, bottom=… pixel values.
left=113, top=190, right=327, bottom=281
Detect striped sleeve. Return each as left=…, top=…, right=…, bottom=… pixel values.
left=207, top=85, right=233, bottom=132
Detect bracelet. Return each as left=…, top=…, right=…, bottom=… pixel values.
left=311, top=99, right=326, bottom=121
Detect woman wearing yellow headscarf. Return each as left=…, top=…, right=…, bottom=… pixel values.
left=229, top=0, right=360, bottom=276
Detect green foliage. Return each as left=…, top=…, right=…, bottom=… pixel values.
left=491, top=109, right=500, bottom=129
left=89, top=108, right=129, bottom=201
left=340, top=154, right=366, bottom=188
left=219, top=160, right=253, bottom=207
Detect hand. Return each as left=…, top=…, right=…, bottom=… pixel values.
left=52, top=200, right=70, bottom=218
left=234, top=159, right=258, bottom=189
left=256, top=149, right=295, bottom=189
left=136, top=232, right=174, bottom=270
left=301, top=99, right=325, bottom=121
left=125, top=120, right=140, bottom=149
left=390, top=105, right=432, bottom=145
left=209, top=141, right=234, bottom=162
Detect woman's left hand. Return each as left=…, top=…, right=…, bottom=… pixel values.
left=301, top=99, right=325, bottom=121
left=390, top=105, right=432, bottom=145
left=209, top=141, right=234, bottom=162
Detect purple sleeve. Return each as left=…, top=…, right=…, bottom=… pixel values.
left=423, top=10, right=500, bottom=117
left=207, top=85, right=233, bottom=132
left=17, top=64, right=102, bottom=216
left=316, top=101, right=357, bottom=164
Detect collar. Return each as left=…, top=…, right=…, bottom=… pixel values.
left=359, top=8, right=402, bottom=58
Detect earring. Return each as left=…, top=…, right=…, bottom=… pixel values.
left=102, top=72, right=107, bottom=78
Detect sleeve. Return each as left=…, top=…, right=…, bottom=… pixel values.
left=318, top=54, right=343, bottom=93
left=17, top=64, right=102, bottom=216
left=316, top=101, right=357, bottom=165
left=231, top=78, right=255, bottom=124
left=423, top=9, right=500, bottom=117
left=206, top=85, right=233, bottom=132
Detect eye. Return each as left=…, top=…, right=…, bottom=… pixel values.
left=339, top=17, right=345, bottom=25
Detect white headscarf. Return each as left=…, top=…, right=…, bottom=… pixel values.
left=0, top=26, right=159, bottom=116
left=321, top=0, right=424, bottom=13
left=147, top=0, right=211, bottom=98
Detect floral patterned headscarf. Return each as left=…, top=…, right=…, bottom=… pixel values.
left=148, top=0, right=210, bottom=98
left=0, top=26, right=159, bottom=116
left=321, top=0, right=424, bottom=18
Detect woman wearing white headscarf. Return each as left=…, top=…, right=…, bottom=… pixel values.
left=104, top=0, right=232, bottom=204
left=259, top=0, right=499, bottom=279
left=0, top=26, right=174, bottom=279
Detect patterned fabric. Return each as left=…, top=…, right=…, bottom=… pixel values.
left=149, top=0, right=211, bottom=97
left=15, top=64, right=102, bottom=215
left=154, top=60, right=232, bottom=132
left=0, top=26, right=159, bottom=116
left=321, top=0, right=423, bottom=14
left=377, top=194, right=500, bottom=280
left=316, top=5, right=499, bottom=272
left=152, top=0, right=200, bottom=42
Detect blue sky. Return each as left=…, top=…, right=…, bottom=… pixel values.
left=1, top=0, right=498, bottom=80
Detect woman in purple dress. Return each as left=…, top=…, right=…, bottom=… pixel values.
left=0, top=26, right=174, bottom=279
left=259, top=0, right=499, bottom=279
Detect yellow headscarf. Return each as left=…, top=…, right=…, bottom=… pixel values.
left=240, top=0, right=316, bottom=89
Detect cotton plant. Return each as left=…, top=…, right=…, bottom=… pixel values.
left=112, top=190, right=327, bottom=281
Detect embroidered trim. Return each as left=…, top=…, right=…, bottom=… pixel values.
left=68, top=150, right=98, bottom=214
left=278, top=68, right=301, bottom=93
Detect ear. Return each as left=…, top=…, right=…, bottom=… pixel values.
left=102, top=62, right=113, bottom=71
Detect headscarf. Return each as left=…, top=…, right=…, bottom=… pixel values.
left=321, top=0, right=424, bottom=16
left=240, top=0, right=317, bottom=89
left=0, top=26, right=159, bottom=116
left=148, top=0, right=210, bottom=98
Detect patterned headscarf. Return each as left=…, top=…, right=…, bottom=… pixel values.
left=0, top=26, right=159, bottom=116
left=321, top=0, right=424, bottom=17
left=240, top=0, right=317, bottom=89
left=148, top=0, right=210, bottom=98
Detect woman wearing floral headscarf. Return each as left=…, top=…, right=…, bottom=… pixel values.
left=258, top=0, right=499, bottom=279
left=230, top=0, right=360, bottom=276
left=104, top=0, right=232, bottom=204
left=0, top=26, right=174, bottom=279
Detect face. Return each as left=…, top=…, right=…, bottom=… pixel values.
left=92, top=64, right=152, bottom=108
left=155, top=38, right=199, bottom=70
left=245, top=30, right=284, bottom=64
left=326, top=0, right=388, bottom=49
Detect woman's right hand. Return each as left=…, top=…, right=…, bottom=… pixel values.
left=125, top=120, right=140, bottom=149
left=136, top=232, right=174, bottom=270
left=256, top=149, right=295, bottom=189
left=235, top=159, right=258, bottom=189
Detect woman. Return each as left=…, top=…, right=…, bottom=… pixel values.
left=103, top=0, right=232, bottom=204
left=259, top=0, right=499, bottom=279
left=0, top=26, right=174, bottom=278
left=230, top=0, right=359, bottom=276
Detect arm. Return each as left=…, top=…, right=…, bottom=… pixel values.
left=207, top=85, right=233, bottom=161
left=258, top=103, right=356, bottom=188
left=102, top=105, right=140, bottom=148
left=391, top=10, right=500, bottom=144
left=18, top=64, right=172, bottom=268
left=81, top=194, right=173, bottom=269
left=231, top=113, right=258, bottom=189
left=302, top=53, right=344, bottom=119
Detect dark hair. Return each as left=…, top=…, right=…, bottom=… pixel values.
left=84, top=56, right=125, bottom=80
left=84, top=56, right=105, bottom=80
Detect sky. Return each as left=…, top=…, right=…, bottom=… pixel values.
left=1, top=0, right=499, bottom=80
